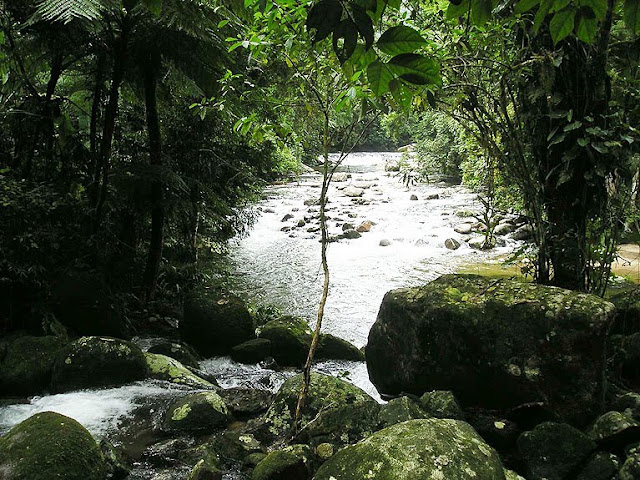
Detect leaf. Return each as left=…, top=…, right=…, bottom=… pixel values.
left=563, top=121, right=582, bottom=131
left=388, top=53, right=441, bottom=86
left=367, top=60, right=394, bottom=96
left=471, top=0, right=493, bottom=25
left=624, top=0, right=640, bottom=35
left=579, top=0, right=607, bottom=20
left=575, top=10, right=597, bottom=43
left=447, top=0, right=471, bottom=19
left=377, top=26, right=427, bottom=56
left=549, top=131, right=566, bottom=146
left=515, top=0, right=540, bottom=13
left=307, top=0, right=343, bottom=44
left=533, top=0, right=554, bottom=34
left=550, top=0, right=571, bottom=13
left=350, top=5, right=375, bottom=49
left=141, top=0, right=163, bottom=16
left=386, top=0, right=402, bottom=8
left=549, top=7, right=576, bottom=44
left=333, top=19, right=358, bottom=64
left=389, top=79, right=413, bottom=110
left=577, top=137, right=590, bottom=147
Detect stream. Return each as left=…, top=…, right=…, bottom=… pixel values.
left=0, top=152, right=521, bottom=478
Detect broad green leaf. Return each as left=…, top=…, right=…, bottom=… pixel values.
left=564, top=121, right=582, bottom=132
left=575, top=10, right=597, bottom=43
left=579, top=0, right=607, bottom=20
left=471, top=0, right=493, bottom=25
left=447, top=0, right=471, bottom=19
left=386, top=0, right=402, bottom=9
left=533, top=0, right=554, bottom=34
left=377, top=26, right=427, bottom=56
left=348, top=44, right=377, bottom=69
left=333, top=20, right=358, bottom=64
left=515, top=0, right=540, bottom=13
left=388, top=53, right=441, bottom=86
left=307, top=0, right=343, bottom=44
left=550, top=0, right=571, bottom=13
left=624, top=0, right=640, bottom=34
left=367, top=60, right=394, bottom=96
left=141, top=0, right=162, bottom=16
left=350, top=5, right=375, bottom=49
left=549, top=7, right=576, bottom=44
left=389, top=79, right=413, bottom=110
left=577, top=138, right=590, bottom=147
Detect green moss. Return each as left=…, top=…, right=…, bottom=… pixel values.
left=164, top=392, right=230, bottom=433
left=172, top=403, right=192, bottom=421
left=0, top=412, right=106, bottom=480
left=145, top=352, right=213, bottom=389
left=251, top=445, right=311, bottom=480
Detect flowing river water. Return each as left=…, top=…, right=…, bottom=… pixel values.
left=0, top=152, right=521, bottom=478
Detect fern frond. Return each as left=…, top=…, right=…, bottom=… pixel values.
left=33, top=0, right=109, bottom=24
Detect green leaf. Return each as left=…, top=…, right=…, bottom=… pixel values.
left=564, top=121, right=582, bottom=131
left=533, top=0, right=554, bottom=34
left=307, top=0, right=343, bottom=44
left=471, top=0, right=493, bottom=25
left=579, top=0, right=607, bottom=20
left=577, top=138, right=590, bottom=147
left=550, top=7, right=576, bottom=44
left=333, top=19, right=358, bottom=64
left=575, top=10, right=597, bottom=43
left=350, top=5, right=375, bottom=49
left=377, top=26, right=427, bottom=56
left=388, top=53, right=441, bottom=86
left=550, top=0, right=571, bottom=13
left=367, top=60, right=394, bottom=96
left=447, top=0, right=471, bottom=19
left=515, top=0, right=540, bottom=13
left=141, top=0, right=162, bottom=16
left=624, top=0, right=640, bottom=35
left=386, top=0, right=402, bottom=8
left=389, top=79, right=413, bottom=110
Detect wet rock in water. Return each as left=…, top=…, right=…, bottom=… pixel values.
left=343, top=186, right=364, bottom=198
left=356, top=220, right=374, bottom=232
left=143, top=437, right=197, bottom=468
left=260, top=373, right=377, bottom=442
left=281, top=213, right=294, bottom=222
left=218, top=387, right=273, bottom=418
left=454, top=223, right=473, bottom=234
left=251, top=444, right=312, bottom=480
left=145, top=353, right=215, bottom=389
left=182, top=290, right=254, bottom=356
left=419, top=390, right=464, bottom=420
left=0, top=335, right=67, bottom=397
left=257, top=316, right=312, bottom=367
left=366, top=274, right=614, bottom=425
left=426, top=193, right=440, bottom=200
left=316, top=333, right=365, bottom=361
left=340, top=229, right=362, bottom=240
left=588, top=411, right=640, bottom=449
left=209, top=431, right=263, bottom=467
left=518, top=422, right=595, bottom=480
left=468, top=235, right=495, bottom=250
left=410, top=194, right=418, bottom=200
left=148, top=340, right=201, bottom=369
left=0, top=411, right=107, bottom=480
left=231, top=338, right=272, bottom=364
left=297, top=219, right=306, bottom=227
left=314, top=418, right=506, bottom=480
left=619, top=443, right=640, bottom=479
left=379, top=239, right=391, bottom=246
left=332, top=172, right=349, bottom=182
left=342, top=222, right=354, bottom=231
left=187, top=458, right=222, bottom=480
left=163, top=391, right=230, bottom=433
left=377, top=396, right=429, bottom=428
left=385, top=158, right=401, bottom=172
left=494, top=222, right=517, bottom=236
left=264, top=208, right=275, bottom=213
left=510, top=224, right=534, bottom=241
left=444, top=238, right=460, bottom=250
left=576, top=452, right=620, bottom=480
left=51, top=336, right=147, bottom=392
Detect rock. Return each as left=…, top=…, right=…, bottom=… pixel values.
left=163, top=391, right=230, bottom=433
left=385, top=158, right=401, bottom=171
left=454, top=223, right=473, bottom=234
left=0, top=411, right=107, bottom=480
left=304, top=198, right=318, bottom=206
left=456, top=210, right=477, bottom=218
left=576, top=452, right=620, bottom=480
left=343, top=186, right=364, bottom=197
left=316, top=334, right=365, bottom=361
left=218, top=388, right=273, bottom=419
left=51, top=336, right=147, bottom=392
left=145, top=353, right=215, bottom=389
left=258, top=316, right=312, bottom=366
left=297, top=219, right=306, bottom=227
left=510, top=224, right=534, bottom=241
left=0, top=335, right=67, bottom=397
left=148, top=341, right=201, bottom=368
left=397, top=144, right=415, bottom=153
left=377, top=396, right=429, bottom=428
left=367, top=274, right=614, bottom=425
left=419, top=390, right=464, bottom=420
left=495, top=222, right=517, bottom=236
left=187, top=459, right=222, bottom=480
left=618, top=443, right=640, bottom=480
left=379, top=239, right=391, bottom=246
left=518, top=422, right=595, bottom=480
left=426, top=193, right=440, bottom=200
left=332, top=172, right=349, bottom=182
left=316, top=443, right=334, bottom=460
left=468, top=235, right=494, bottom=249
left=281, top=213, right=294, bottom=222
left=231, top=338, right=272, bottom=364
left=504, top=469, right=527, bottom=480
left=342, top=222, right=354, bottom=231
left=182, top=290, right=254, bottom=356
left=470, top=413, right=519, bottom=451
left=100, top=439, right=129, bottom=479
left=143, top=437, right=197, bottom=468
left=612, top=392, right=640, bottom=421
left=304, top=400, right=380, bottom=447
left=588, top=411, right=640, bottom=448
left=251, top=445, right=312, bottom=480
left=264, top=208, right=275, bottom=213
left=341, top=229, right=362, bottom=240
left=211, top=431, right=263, bottom=466
left=356, top=220, right=374, bottom=233
left=261, top=373, right=377, bottom=441
left=314, top=418, right=506, bottom=480
left=444, top=238, right=461, bottom=250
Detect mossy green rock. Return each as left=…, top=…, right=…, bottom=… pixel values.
left=314, top=418, right=505, bottom=480
left=0, top=335, right=67, bottom=397
left=258, top=316, right=312, bottom=366
left=148, top=341, right=201, bottom=368
left=518, top=422, right=595, bottom=480
left=367, top=274, right=614, bottom=424
left=182, top=290, right=254, bottom=356
left=262, top=373, right=376, bottom=441
left=419, top=390, right=464, bottom=419
left=588, top=411, right=640, bottom=448
left=187, top=458, right=222, bottom=480
left=231, top=338, right=272, bottom=364
left=317, top=334, right=365, bottom=361
left=304, top=400, right=380, bottom=446
left=377, top=396, right=429, bottom=428
left=252, top=445, right=312, bottom=480
left=619, top=444, right=640, bottom=480
left=612, top=392, right=640, bottom=421
left=145, top=352, right=214, bottom=389
left=163, top=391, right=230, bottom=433
left=0, top=411, right=107, bottom=480
left=51, top=336, right=147, bottom=392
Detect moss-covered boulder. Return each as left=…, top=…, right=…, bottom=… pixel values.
left=51, top=336, right=147, bottom=392
left=367, top=274, right=614, bottom=424
left=0, top=335, right=67, bottom=397
left=145, top=353, right=215, bottom=389
left=218, top=387, right=273, bottom=419
left=612, top=392, right=640, bottom=421
left=163, top=391, right=230, bottom=433
left=518, top=422, right=595, bottom=480
left=576, top=452, right=620, bottom=480
left=419, top=390, right=464, bottom=420
left=258, top=316, right=312, bottom=366
left=209, top=431, right=263, bottom=467
left=261, top=373, right=377, bottom=441
left=0, top=411, right=107, bottom=480
left=377, top=396, right=429, bottom=429
left=231, top=338, right=272, bottom=364
left=187, top=458, right=223, bottom=480
left=303, top=400, right=380, bottom=447
left=252, top=445, right=312, bottom=480
left=316, top=334, right=365, bottom=361
left=148, top=341, right=201, bottom=368
left=588, top=411, right=640, bottom=449
left=314, top=418, right=505, bottom=480
left=182, top=289, right=254, bottom=356
left=619, top=444, right=640, bottom=480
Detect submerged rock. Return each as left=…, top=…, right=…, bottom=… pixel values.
left=163, top=391, right=230, bottom=433
left=444, top=238, right=461, bottom=250
left=314, top=418, right=506, bottom=480
left=367, top=274, right=614, bottom=424
left=231, top=338, right=272, bottom=364
left=51, top=336, right=147, bottom=392
left=0, top=411, right=107, bottom=480
left=145, top=352, right=215, bottom=389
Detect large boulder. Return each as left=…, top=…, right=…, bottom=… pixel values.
left=145, top=353, right=215, bottom=389
left=367, top=274, right=614, bottom=424
left=313, top=418, right=506, bottom=480
left=252, top=445, right=312, bottom=480
left=258, top=316, right=312, bottom=366
left=148, top=341, right=201, bottom=369
left=0, top=335, right=67, bottom=397
left=317, top=334, right=365, bottom=361
left=0, top=411, right=107, bottom=480
left=51, top=336, right=148, bottom=392
left=163, top=391, right=230, bottom=433
left=182, top=289, right=254, bottom=356
left=231, top=338, right=272, bottom=364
